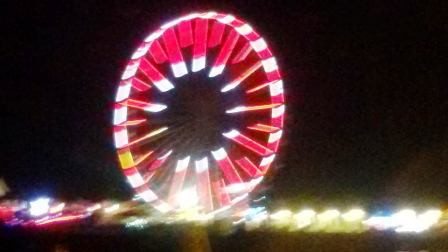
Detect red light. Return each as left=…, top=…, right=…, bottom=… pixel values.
left=208, top=21, right=225, bottom=48
left=178, top=20, right=193, bottom=48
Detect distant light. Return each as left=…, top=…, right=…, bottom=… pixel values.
left=395, top=209, right=442, bottom=233
left=104, top=203, right=120, bottom=213
left=293, top=209, right=316, bottom=229
left=86, top=203, right=102, bottom=212
left=342, top=208, right=365, bottom=222
left=125, top=218, right=149, bottom=229
left=29, top=198, right=50, bottom=217
left=49, top=202, right=65, bottom=214
left=270, top=209, right=292, bottom=221
left=317, top=209, right=340, bottom=221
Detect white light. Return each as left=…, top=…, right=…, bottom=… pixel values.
left=131, top=43, right=151, bottom=59
left=224, top=183, right=247, bottom=193
left=182, top=13, right=199, bottom=21
left=161, top=18, right=182, bottom=29
left=144, top=29, right=164, bottom=42
left=195, top=157, right=208, bottom=173
left=200, top=11, right=217, bottom=19
left=221, top=82, right=239, bottom=93
left=392, top=209, right=417, bottom=225
left=114, top=128, right=129, bottom=148
left=158, top=150, right=173, bottom=160
left=86, top=203, right=102, bottom=212
left=139, top=189, right=158, bottom=203
left=222, top=129, right=239, bottom=138
left=192, top=56, right=206, bottom=72
left=175, top=156, right=190, bottom=172
left=113, top=106, right=128, bottom=125
left=363, top=216, right=396, bottom=229
left=171, top=62, right=188, bottom=78
left=247, top=176, right=264, bottom=189
left=29, top=198, right=50, bottom=217
left=144, top=104, right=167, bottom=113
left=176, top=188, right=198, bottom=209
left=260, top=154, right=275, bottom=166
left=121, top=60, right=139, bottom=80
left=272, top=104, right=285, bottom=118
left=153, top=79, right=175, bottom=92
left=250, top=38, right=268, bottom=52
left=261, top=57, right=278, bottom=73
left=230, top=193, right=249, bottom=204
left=395, top=209, right=442, bottom=233
left=127, top=173, right=145, bottom=188
left=104, top=203, right=120, bottom=213
left=217, top=15, right=235, bottom=24
left=269, top=80, right=284, bottom=96
left=208, top=65, right=225, bottom=77
left=211, top=147, right=227, bottom=161
left=268, top=130, right=283, bottom=143
left=235, top=24, right=253, bottom=35
left=225, top=106, right=245, bottom=114
left=49, top=202, right=65, bottom=214
left=153, top=201, right=173, bottom=213
left=115, top=82, right=132, bottom=102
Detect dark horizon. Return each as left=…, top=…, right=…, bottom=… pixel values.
left=2, top=1, right=447, bottom=208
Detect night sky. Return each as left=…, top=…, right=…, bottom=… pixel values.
left=2, top=1, right=447, bottom=208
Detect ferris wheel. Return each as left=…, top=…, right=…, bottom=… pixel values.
left=113, top=11, right=285, bottom=214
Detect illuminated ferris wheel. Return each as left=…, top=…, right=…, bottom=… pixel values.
left=113, top=11, right=285, bottom=214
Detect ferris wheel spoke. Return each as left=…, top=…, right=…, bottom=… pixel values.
left=246, top=80, right=279, bottom=94
left=195, top=157, right=213, bottom=212
left=225, top=103, right=282, bottom=114
left=134, top=150, right=154, bottom=166
left=208, top=21, right=225, bottom=48
left=221, top=61, right=262, bottom=92
left=139, top=58, right=174, bottom=92
left=114, top=119, right=147, bottom=127
left=211, top=148, right=243, bottom=184
left=223, top=129, right=274, bottom=156
left=119, top=98, right=167, bottom=113
left=247, top=123, right=280, bottom=133
left=209, top=29, right=239, bottom=77
left=212, top=179, right=231, bottom=208
left=148, top=40, right=168, bottom=64
left=267, top=130, right=283, bottom=152
left=167, top=156, right=190, bottom=205
left=162, top=28, right=188, bottom=78
left=125, top=127, right=168, bottom=148
left=231, top=42, right=252, bottom=64
left=177, top=20, right=194, bottom=48
left=192, top=18, right=208, bottom=72
left=130, top=77, right=152, bottom=91
left=147, top=150, right=172, bottom=171
left=235, top=157, right=263, bottom=178
left=259, top=154, right=275, bottom=173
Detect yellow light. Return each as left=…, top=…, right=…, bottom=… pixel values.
left=270, top=209, right=292, bottom=221
left=104, top=203, right=120, bottom=213
left=317, top=209, right=340, bottom=221
left=293, top=209, right=316, bottom=229
left=341, top=208, right=365, bottom=222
